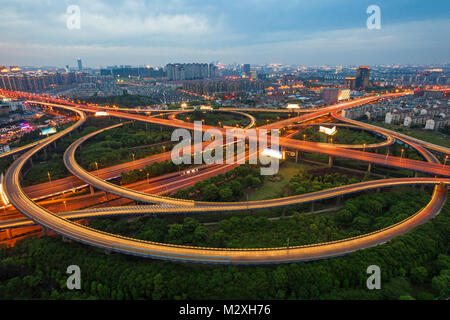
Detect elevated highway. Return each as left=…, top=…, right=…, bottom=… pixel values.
left=1, top=90, right=449, bottom=264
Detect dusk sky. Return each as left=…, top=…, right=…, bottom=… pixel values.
left=1, top=0, right=449, bottom=67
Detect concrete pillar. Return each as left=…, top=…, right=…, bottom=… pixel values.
left=282, top=207, right=286, bottom=217
left=310, top=202, right=315, bottom=213
left=367, top=163, right=372, bottom=173
left=42, top=227, right=48, bottom=236
left=328, top=156, right=334, bottom=168
left=5, top=229, right=12, bottom=239
left=295, top=150, right=300, bottom=163
left=29, top=157, right=34, bottom=167
left=89, top=185, right=94, bottom=195
left=104, top=192, right=109, bottom=200
left=414, top=172, right=419, bottom=178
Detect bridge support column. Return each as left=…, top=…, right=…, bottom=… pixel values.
left=282, top=207, right=286, bottom=217
left=420, top=185, right=425, bottom=191
left=5, top=229, right=12, bottom=239
left=328, top=156, right=334, bottom=168
left=295, top=150, right=300, bottom=163
left=376, top=188, right=381, bottom=193
left=367, top=163, right=372, bottom=173
left=89, top=185, right=94, bottom=195
left=104, top=192, right=109, bottom=200
left=310, top=202, right=315, bottom=213
left=13, top=154, right=18, bottom=161
left=414, top=172, right=419, bottom=178
left=29, top=157, right=34, bottom=167
left=42, top=227, right=48, bottom=236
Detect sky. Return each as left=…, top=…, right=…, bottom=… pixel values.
left=0, top=0, right=449, bottom=67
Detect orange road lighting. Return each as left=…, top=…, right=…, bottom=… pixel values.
left=319, top=125, right=337, bottom=136
left=0, top=173, right=9, bottom=206
left=95, top=111, right=108, bottom=116
left=286, top=104, right=300, bottom=109
left=180, top=102, right=188, bottom=108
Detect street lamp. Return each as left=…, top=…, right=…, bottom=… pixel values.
left=303, top=134, right=306, bottom=141
left=47, top=172, right=52, bottom=183
left=132, top=153, right=135, bottom=161
left=363, top=143, right=366, bottom=153
left=400, top=148, right=405, bottom=160
left=146, top=172, right=150, bottom=184
left=443, top=155, right=448, bottom=168
left=95, top=161, right=99, bottom=174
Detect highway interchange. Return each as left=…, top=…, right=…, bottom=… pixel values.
left=0, top=89, right=449, bottom=264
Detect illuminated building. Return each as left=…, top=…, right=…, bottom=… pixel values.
left=345, top=77, right=356, bottom=90
left=355, top=66, right=370, bottom=89
left=321, top=88, right=350, bottom=104
left=242, top=64, right=250, bottom=78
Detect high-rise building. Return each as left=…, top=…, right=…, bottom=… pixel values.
left=344, top=77, right=356, bottom=90
left=77, top=58, right=83, bottom=71
left=165, top=63, right=213, bottom=81
left=208, top=63, right=217, bottom=78
left=355, top=66, right=370, bottom=89
left=242, top=64, right=250, bottom=78
left=321, top=88, right=350, bottom=104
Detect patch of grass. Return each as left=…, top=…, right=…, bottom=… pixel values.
left=246, top=161, right=319, bottom=201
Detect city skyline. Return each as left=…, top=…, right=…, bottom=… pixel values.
left=0, top=0, right=449, bottom=67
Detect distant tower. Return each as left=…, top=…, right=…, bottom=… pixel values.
left=242, top=64, right=250, bottom=78
left=355, top=66, right=370, bottom=89
left=77, top=58, right=83, bottom=71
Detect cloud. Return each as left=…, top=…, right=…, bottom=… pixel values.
left=0, top=0, right=448, bottom=66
